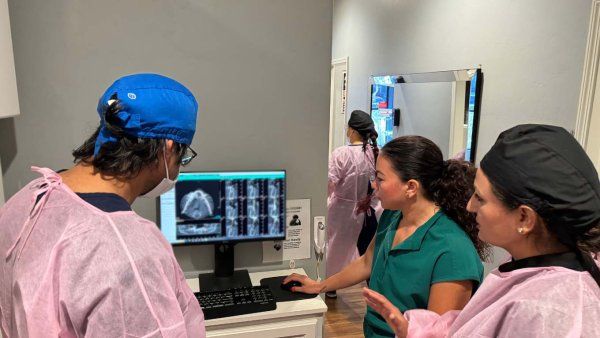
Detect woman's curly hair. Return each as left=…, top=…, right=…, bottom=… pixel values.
left=72, top=99, right=187, bottom=180
left=381, top=136, right=491, bottom=261
left=431, top=160, right=491, bottom=261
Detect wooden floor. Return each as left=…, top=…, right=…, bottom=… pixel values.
left=324, top=282, right=368, bottom=338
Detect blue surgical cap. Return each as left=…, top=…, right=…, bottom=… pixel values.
left=94, top=73, right=198, bottom=156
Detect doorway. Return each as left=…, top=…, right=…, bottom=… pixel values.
left=329, top=58, right=348, bottom=156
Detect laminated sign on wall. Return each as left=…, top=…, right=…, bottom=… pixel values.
left=262, top=199, right=311, bottom=262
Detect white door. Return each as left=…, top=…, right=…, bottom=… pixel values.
left=575, top=0, right=600, bottom=170
left=328, top=58, right=348, bottom=156
left=585, top=75, right=600, bottom=168
left=448, top=81, right=467, bottom=158
left=0, top=0, right=20, bottom=119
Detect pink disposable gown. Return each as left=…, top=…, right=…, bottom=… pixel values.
left=0, top=167, right=205, bottom=337
left=326, top=145, right=381, bottom=277
left=402, top=260, right=600, bottom=337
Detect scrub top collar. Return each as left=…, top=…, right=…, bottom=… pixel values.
left=388, top=210, right=443, bottom=252
left=498, top=251, right=584, bottom=273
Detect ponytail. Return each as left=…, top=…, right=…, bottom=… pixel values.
left=355, top=130, right=380, bottom=215
left=361, top=131, right=380, bottom=165
left=370, top=132, right=379, bottom=164
left=431, top=160, right=491, bottom=261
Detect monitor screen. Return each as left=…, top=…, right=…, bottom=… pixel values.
left=159, top=171, right=286, bottom=245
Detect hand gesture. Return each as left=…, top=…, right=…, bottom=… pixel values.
left=363, top=287, right=408, bottom=338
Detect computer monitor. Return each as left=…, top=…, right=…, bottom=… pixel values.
left=158, top=170, right=286, bottom=290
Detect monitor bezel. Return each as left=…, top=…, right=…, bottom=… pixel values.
left=157, top=169, right=287, bottom=246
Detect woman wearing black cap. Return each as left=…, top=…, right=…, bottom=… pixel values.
left=322, top=110, right=381, bottom=299
left=364, top=124, right=600, bottom=337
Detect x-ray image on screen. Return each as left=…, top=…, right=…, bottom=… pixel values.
left=268, top=181, right=283, bottom=235
left=159, top=171, right=286, bottom=245
left=174, top=180, right=222, bottom=240
left=180, top=189, right=215, bottom=219
left=175, top=180, right=221, bottom=221
left=225, top=181, right=240, bottom=238
left=177, top=223, right=221, bottom=237
left=246, top=180, right=261, bottom=237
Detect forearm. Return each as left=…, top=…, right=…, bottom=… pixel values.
left=319, top=255, right=371, bottom=292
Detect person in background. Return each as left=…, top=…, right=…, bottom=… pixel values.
left=364, top=124, right=600, bottom=338
left=286, top=135, right=489, bottom=337
left=324, top=110, right=380, bottom=299
left=0, top=73, right=205, bottom=337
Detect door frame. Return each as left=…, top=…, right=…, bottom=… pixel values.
left=329, top=57, right=349, bottom=156
left=574, top=0, right=600, bottom=168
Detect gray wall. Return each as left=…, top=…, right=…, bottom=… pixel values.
left=333, top=0, right=592, bottom=272
left=395, top=82, right=452, bottom=158
left=0, top=0, right=333, bottom=277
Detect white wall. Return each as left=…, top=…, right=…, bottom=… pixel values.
left=333, top=0, right=592, bottom=271
left=395, top=82, right=452, bottom=158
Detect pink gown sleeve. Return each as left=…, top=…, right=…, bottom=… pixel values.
left=328, top=148, right=347, bottom=197
left=494, top=300, right=586, bottom=338
left=328, top=148, right=346, bottom=184
left=402, top=309, right=461, bottom=338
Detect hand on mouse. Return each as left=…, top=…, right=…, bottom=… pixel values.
left=282, top=273, right=325, bottom=294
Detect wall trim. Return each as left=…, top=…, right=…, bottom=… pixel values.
left=575, top=0, right=600, bottom=146
left=331, top=57, right=348, bottom=66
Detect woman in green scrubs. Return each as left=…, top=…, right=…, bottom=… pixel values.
left=284, top=135, right=489, bottom=337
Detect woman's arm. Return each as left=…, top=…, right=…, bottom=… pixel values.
left=283, top=234, right=377, bottom=293
left=427, top=281, right=473, bottom=314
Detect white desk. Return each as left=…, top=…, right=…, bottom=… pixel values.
left=186, top=268, right=328, bottom=338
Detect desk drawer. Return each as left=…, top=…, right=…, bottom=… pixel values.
left=206, top=317, right=319, bottom=338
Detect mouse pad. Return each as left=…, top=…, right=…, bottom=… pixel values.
left=260, top=276, right=319, bottom=302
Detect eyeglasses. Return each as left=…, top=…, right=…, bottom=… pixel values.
left=180, top=146, right=197, bottom=166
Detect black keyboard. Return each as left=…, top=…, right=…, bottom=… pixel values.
left=195, top=285, right=277, bottom=319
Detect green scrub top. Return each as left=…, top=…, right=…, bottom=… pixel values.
left=363, top=209, right=483, bottom=338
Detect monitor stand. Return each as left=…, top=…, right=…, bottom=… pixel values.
left=198, top=243, right=252, bottom=292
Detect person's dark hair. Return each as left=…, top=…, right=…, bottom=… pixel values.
left=72, top=99, right=187, bottom=180
left=360, top=131, right=379, bottom=165
left=347, top=110, right=379, bottom=164
left=381, top=135, right=491, bottom=261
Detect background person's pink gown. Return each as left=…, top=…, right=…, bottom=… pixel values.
left=327, top=145, right=381, bottom=278
left=0, top=167, right=205, bottom=337
left=402, top=261, right=600, bottom=337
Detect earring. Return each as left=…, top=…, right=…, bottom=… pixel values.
left=517, top=228, right=525, bottom=234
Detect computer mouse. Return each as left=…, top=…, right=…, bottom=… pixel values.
left=281, top=280, right=302, bottom=292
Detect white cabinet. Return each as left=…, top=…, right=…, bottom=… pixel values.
left=207, top=317, right=321, bottom=338
left=187, top=269, right=327, bottom=338
left=0, top=0, right=20, bottom=119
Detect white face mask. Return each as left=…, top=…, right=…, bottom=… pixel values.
left=141, top=146, right=178, bottom=199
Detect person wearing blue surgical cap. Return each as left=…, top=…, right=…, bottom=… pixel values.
left=0, top=74, right=206, bottom=337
